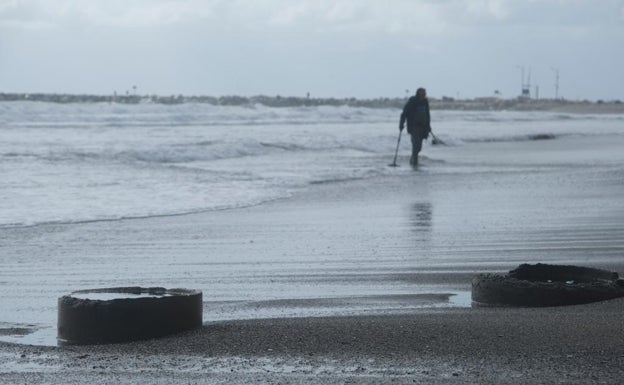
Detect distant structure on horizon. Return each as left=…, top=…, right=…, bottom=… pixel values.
left=518, top=66, right=531, bottom=99
left=516, top=65, right=564, bottom=100
left=551, top=67, right=560, bottom=100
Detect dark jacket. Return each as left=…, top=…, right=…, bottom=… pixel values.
left=400, top=96, right=431, bottom=139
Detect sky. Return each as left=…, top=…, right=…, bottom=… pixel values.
left=1, top=0, right=623, bottom=100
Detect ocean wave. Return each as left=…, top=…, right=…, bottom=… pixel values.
left=434, top=110, right=622, bottom=124
left=2, top=103, right=623, bottom=228
left=463, top=133, right=559, bottom=143
left=260, top=142, right=309, bottom=151
left=0, top=101, right=396, bottom=128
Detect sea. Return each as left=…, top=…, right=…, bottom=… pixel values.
left=1, top=101, right=622, bottom=228
left=1, top=100, right=623, bottom=346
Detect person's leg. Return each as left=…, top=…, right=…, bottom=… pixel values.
left=410, top=134, right=422, bottom=165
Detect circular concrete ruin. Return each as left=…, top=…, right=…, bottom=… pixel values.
left=472, top=263, right=624, bottom=307
left=58, top=287, right=202, bottom=345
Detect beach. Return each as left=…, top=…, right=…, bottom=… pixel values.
left=1, top=103, right=623, bottom=383
left=2, top=134, right=624, bottom=383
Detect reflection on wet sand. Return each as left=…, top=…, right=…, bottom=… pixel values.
left=410, top=202, right=432, bottom=230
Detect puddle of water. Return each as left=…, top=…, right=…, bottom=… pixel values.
left=205, top=291, right=473, bottom=322
left=448, top=291, right=473, bottom=307
left=0, top=326, right=58, bottom=347
left=1, top=291, right=473, bottom=347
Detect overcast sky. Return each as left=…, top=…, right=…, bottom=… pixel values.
left=1, top=0, right=623, bottom=100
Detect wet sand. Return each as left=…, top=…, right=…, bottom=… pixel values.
left=2, top=299, right=624, bottom=384
left=1, top=137, right=624, bottom=384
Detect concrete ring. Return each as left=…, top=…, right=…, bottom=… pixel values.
left=472, top=263, right=624, bottom=307
left=58, top=287, right=202, bottom=345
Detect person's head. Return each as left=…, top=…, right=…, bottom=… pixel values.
left=416, top=88, right=427, bottom=99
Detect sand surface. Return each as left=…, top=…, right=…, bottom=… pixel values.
left=2, top=137, right=624, bottom=384
left=2, top=299, right=624, bottom=384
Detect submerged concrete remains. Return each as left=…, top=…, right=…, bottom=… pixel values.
left=58, top=287, right=202, bottom=345
left=472, top=263, right=624, bottom=307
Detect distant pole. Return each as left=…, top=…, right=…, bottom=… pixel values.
left=527, top=67, right=532, bottom=98
left=551, top=67, right=560, bottom=100
left=517, top=65, right=531, bottom=98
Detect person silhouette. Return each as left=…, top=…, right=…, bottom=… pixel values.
left=399, top=88, right=431, bottom=166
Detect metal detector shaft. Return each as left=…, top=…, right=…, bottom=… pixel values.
left=390, top=130, right=402, bottom=166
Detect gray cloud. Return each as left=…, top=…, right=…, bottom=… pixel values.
left=1, top=0, right=622, bottom=100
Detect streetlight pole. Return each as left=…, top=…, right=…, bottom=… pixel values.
left=551, top=67, right=560, bottom=100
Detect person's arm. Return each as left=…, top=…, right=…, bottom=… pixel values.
left=399, top=102, right=409, bottom=131
left=399, top=110, right=406, bottom=131
left=425, top=100, right=431, bottom=133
